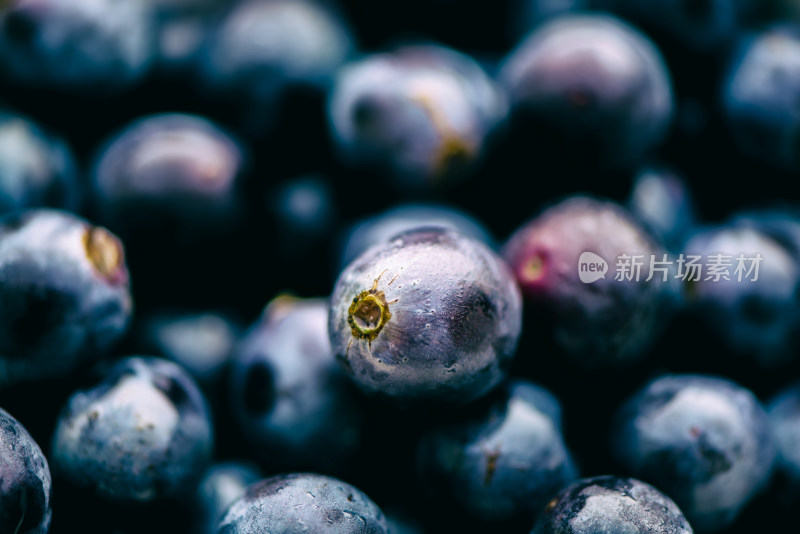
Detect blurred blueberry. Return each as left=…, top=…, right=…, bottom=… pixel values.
left=531, top=475, right=694, bottom=533
left=91, top=113, right=247, bottom=240
left=0, top=0, right=155, bottom=92
left=145, top=0, right=227, bottom=69
left=0, top=209, right=132, bottom=387
left=267, top=174, right=338, bottom=260
left=0, top=110, right=79, bottom=215
left=628, top=165, right=696, bottom=252
left=417, top=380, right=578, bottom=522
left=611, top=374, right=775, bottom=532
left=52, top=356, right=214, bottom=502
left=503, top=195, right=677, bottom=365
left=194, top=462, right=262, bottom=534
left=612, top=0, right=757, bottom=51
left=199, top=0, right=353, bottom=130
left=217, top=473, right=389, bottom=534
left=337, top=203, right=494, bottom=271
left=229, top=296, right=364, bottom=472
left=723, top=25, right=800, bottom=172
left=329, top=44, right=508, bottom=189
left=0, top=407, right=52, bottom=534
left=683, top=223, right=800, bottom=366
left=330, top=227, right=522, bottom=404
left=501, top=14, right=673, bottom=168
left=138, top=311, right=241, bottom=389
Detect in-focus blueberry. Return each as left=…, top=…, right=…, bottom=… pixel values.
left=417, top=379, right=578, bottom=522
left=330, top=227, right=522, bottom=404
left=0, top=407, right=52, bottom=534
left=230, top=296, right=363, bottom=471
left=683, top=223, right=800, bottom=366
left=0, top=210, right=132, bottom=387
left=52, top=356, right=214, bottom=502
left=628, top=165, right=696, bottom=252
left=723, top=25, right=800, bottom=171
left=329, top=44, right=508, bottom=189
left=503, top=195, right=676, bottom=365
left=0, top=0, right=155, bottom=92
left=501, top=14, right=673, bottom=168
left=611, top=374, right=775, bottom=532
left=0, top=110, right=79, bottom=215
left=337, top=203, right=494, bottom=272
left=530, top=475, right=694, bottom=534
left=217, top=473, right=389, bottom=534
left=138, top=311, right=241, bottom=389
left=194, top=462, right=262, bottom=534
left=91, top=113, right=246, bottom=238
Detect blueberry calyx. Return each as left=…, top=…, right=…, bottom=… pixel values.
left=83, top=226, right=126, bottom=284
left=347, top=270, right=394, bottom=341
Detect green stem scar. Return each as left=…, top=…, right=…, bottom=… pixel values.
left=348, top=270, right=395, bottom=342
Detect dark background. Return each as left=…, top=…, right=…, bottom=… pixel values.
left=0, top=1, right=797, bottom=532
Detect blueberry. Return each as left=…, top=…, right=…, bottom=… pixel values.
left=611, top=374, right=775, bottom=532
left=0, top=407, right=52, bottom=534
left=194, top=462, right=262, bottom=534
left=329, top=44, right=508, bottom=189
left=628, top=165, right=696, bottom=252
left=417, top=379, right=578, bottom=522
left=138, top=311, right=241, bottom=388
left=230, top=296, right=364, bottom=471
left=199, top=0, right=353, bottom=128
left=337, top=203, right=494, bottom=272
left=613, top=0, right=757, bottom=51
left=722, top=25, right=800, bottom=171
left=530, top=475, right=694, bottom=533
left=0, top=109, right=79, bottom=215
left=768, top=381, right=800, bottom=499
left=0, top=0, right=155, bottom=92
left=52, top=356, right=214, bottom=502
left=500, top=14, right=673, bottom=168
left=146, top=0, right=226, bottom=69
left=329, top=227, right=522, bottom=403
left=91, top=113, right=247, bottom=238
left=0, top=209, right=132, bottom=387
left=503, top=196, right=676, bottom=365
left=216, top=473, right=389, bottom=534
left=683, top=223, right=800, bottom=366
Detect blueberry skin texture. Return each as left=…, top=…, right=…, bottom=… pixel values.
left=194, top=462, right=262, bottom=534
left=0, top=0, right=155, bottom=92
left=683, top=224, right=800, bottom=366
left=0, top=210, right=132, bottom=387
left=611, top=375, right=776, bottom=532
left=628, top=166, right=696, bottom=253
left=337, top=203, right=495, bottom=272
left=531, top=475, right=694, bottom=534
left=139, top=311, right=241, bottom=388
left=417, top=380, right=578, bottom=522
left=229, top=296, right=363, bottom=471
left=503, top=196, right=676, bottom=365
left=0, top=407, right=52, bottom=534
left=52, top=356, right=214, bottom=502
left=0, top=110, right=79, bottom=216
left=329, top=44, right=508, bottom=189
left=329, top=227, right=522, bottom=404
left=500, top=14, right=673, bottom=168
left=613, top=0, right=756, bottom=51
left=216, top=473, right=389, bottom=534
left=92, top=113, right=246, bottom=237
left=723, top=25, right=800, bottom=172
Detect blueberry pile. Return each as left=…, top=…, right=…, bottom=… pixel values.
left=1, top=1, right=799, bottom=533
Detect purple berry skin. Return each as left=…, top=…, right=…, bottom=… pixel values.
left=330, top=227, right=522, bottom=404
